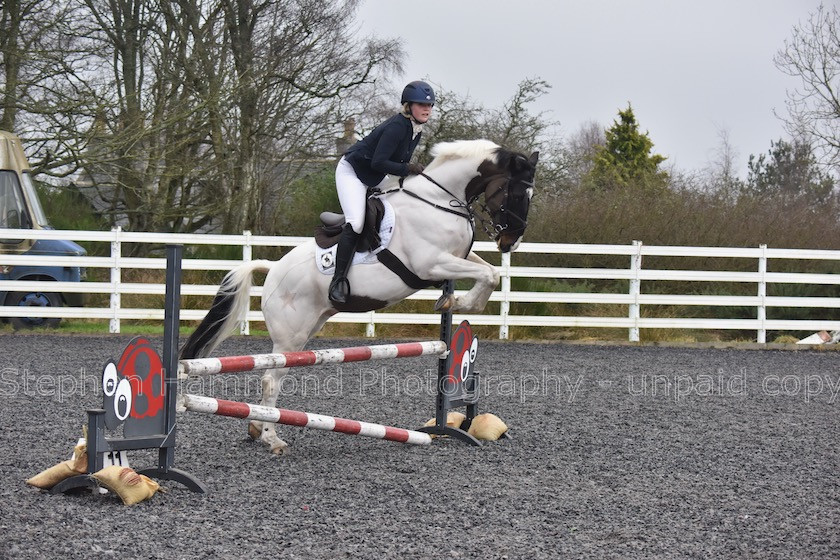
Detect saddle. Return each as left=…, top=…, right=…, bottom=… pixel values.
left=314, top=197, right=386, bottom=253
left=314, top=196, right=441, bottom=290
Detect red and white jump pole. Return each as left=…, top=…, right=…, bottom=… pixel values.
left=178, top=340, right=448, bottom=376
left=182, top=394, right=433, bottom=446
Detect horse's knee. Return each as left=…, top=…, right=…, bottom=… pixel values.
left=485, top=266, right=500, bottom=287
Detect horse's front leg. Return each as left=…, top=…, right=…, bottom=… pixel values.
left=248, top=366, right=290, bottom=455
left=429, top=252, right=500, bottom=313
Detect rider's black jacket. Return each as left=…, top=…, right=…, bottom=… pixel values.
left=343, top=113, right=421, bottom=187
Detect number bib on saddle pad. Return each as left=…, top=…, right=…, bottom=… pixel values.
left=314, top=199, right=396, bottom=274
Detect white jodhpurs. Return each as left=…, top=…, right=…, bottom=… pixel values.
left=335, top=156, right=385, bottom=234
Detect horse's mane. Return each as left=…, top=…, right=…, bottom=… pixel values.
left=424, top=139, right=500, bottom=172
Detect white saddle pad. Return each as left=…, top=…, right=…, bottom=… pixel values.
left=315, top=199, right=395, bottom=275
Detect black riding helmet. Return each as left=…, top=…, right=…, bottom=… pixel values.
left=401, top=80, right=435, bottom=105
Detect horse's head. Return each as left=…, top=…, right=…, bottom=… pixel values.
left=467, top=148, right=539, bottom=252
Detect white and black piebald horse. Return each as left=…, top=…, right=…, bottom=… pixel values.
left=181, top=139, right=539, bottom=453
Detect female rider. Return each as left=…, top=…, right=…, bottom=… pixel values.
left=329, top=80, right=435, bottom=304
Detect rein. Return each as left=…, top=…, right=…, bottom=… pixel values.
left=376, top=174, right=473, bottom=222
left=372, top=173, right=477, bottom=265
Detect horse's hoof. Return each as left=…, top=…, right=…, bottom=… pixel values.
left=434, top=294, right=455, bottom=312
left=270, top=441, right=289, bottom=455
left=248, top=422, right=261, bottom=440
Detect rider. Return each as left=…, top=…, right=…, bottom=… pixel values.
left=329, top=80, right=435, bottom=304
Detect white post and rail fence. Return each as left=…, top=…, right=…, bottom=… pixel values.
left=2, top=227, right=839, bottom=342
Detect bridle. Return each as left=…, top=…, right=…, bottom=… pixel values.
left=374, top=170, right=531, bottom=242
left=475, top=175, right=533, bottom=239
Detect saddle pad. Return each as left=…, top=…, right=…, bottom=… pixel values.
left=315, top=199, right=395, bottom=274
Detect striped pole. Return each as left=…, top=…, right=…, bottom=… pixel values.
left=183, top=394, right=433, bottom=446
left=178, top=340, right=448, bottom=376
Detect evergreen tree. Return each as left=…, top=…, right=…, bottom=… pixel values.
left=589, top=104, right=668, bottom=192
left=746, top=138, right=834, bottom=203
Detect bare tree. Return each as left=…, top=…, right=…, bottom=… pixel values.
left=563, top=120, right=604, bottom=188
left=487, top=77, right=553, bottom=154
left=417, top=78, right=563, bottom=198
left=420, top=78, right=557, bottom=158
left=1, top=0, right=66, bottom=130
left=2, top=0, right=402, bottom=237
left=71, top=0, right=170, bottom=234
left=0, top=0, right=93, bottom=156
left=148, top=0, right=403, bottom=234
left=774, top=4, right=840, bottom=170
left=702, top=128, right=744, bottom=198
left=214, top=0, right=403, bottom=233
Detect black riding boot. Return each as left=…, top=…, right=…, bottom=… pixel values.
left=328, top=223, right=361, bottom=304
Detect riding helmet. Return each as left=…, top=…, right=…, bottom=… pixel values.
left=401, top=80, right=435, bottom=105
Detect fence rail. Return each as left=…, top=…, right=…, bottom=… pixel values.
left=2, top=227, right=839, bottom=342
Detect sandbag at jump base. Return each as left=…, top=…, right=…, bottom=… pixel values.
left=91, top=466, right=161, bottom=506
left=423, top=411, right=466, bottom=430
left=26, top=439, right=88, bottom=490
left=467, top=413, right=509, bottom=441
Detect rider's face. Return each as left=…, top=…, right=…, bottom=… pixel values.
left=410, top=103, right=433, bottom=123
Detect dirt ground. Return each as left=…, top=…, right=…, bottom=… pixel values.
left=2, top=333, right=838, bottom=559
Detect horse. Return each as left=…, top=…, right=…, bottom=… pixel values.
left=181, top=139, right=539, bottom=453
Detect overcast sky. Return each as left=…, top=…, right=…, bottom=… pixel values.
left=355, top=0, right=827, bottom=175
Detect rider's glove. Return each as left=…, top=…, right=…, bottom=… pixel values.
left=407, top=163, right=425, bottom=175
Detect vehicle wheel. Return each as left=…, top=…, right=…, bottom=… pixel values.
left=6, top=291, right=62, bottom=329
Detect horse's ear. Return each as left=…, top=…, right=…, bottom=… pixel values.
left=529, top=151, right=539, bottom=167
left=512, top=154, right=529, bottom=172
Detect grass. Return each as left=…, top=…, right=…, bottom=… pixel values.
left=0, top=320, right=215, bottom=338
left=0, top=317, right=769, bottom=345
left=1, top=317, right=451, bottom=342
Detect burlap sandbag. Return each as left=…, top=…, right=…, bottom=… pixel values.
left=467, top=413, right=509, bottom=441
left=26, top=440, right=89, bottom=489
left=91, top=466, right=161, bottom=506
left=26, top=460, right=83, bottom=489
left=423, top=411, right=466, bottom=429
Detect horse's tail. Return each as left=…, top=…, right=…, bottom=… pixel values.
left=180, top=259, right=274, bottom=359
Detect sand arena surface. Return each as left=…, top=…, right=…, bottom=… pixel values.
left=2, top=334, right=839, bottom=558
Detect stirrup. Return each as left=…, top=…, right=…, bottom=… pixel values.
left=328, top=276, right=351, bottom=304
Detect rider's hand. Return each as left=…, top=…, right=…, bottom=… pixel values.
left=407, top=163, right=425, bottom=175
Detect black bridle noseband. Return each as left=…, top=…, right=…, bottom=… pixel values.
left=477, top=176, right=533, bottom=239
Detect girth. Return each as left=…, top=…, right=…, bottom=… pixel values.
left=376, top=249, right=443, bottom=290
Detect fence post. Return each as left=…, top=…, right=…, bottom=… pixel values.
left=629, top=240, right=642, bottom=342
left=757, top=244, right=767, bottom=344
left=366, top=311, right=376, bottom=338
left=109, top=226, right=121, bottom=334
left=499, top=251, right=511, bottom=340
left=240, top=230, right=252, bottom=335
